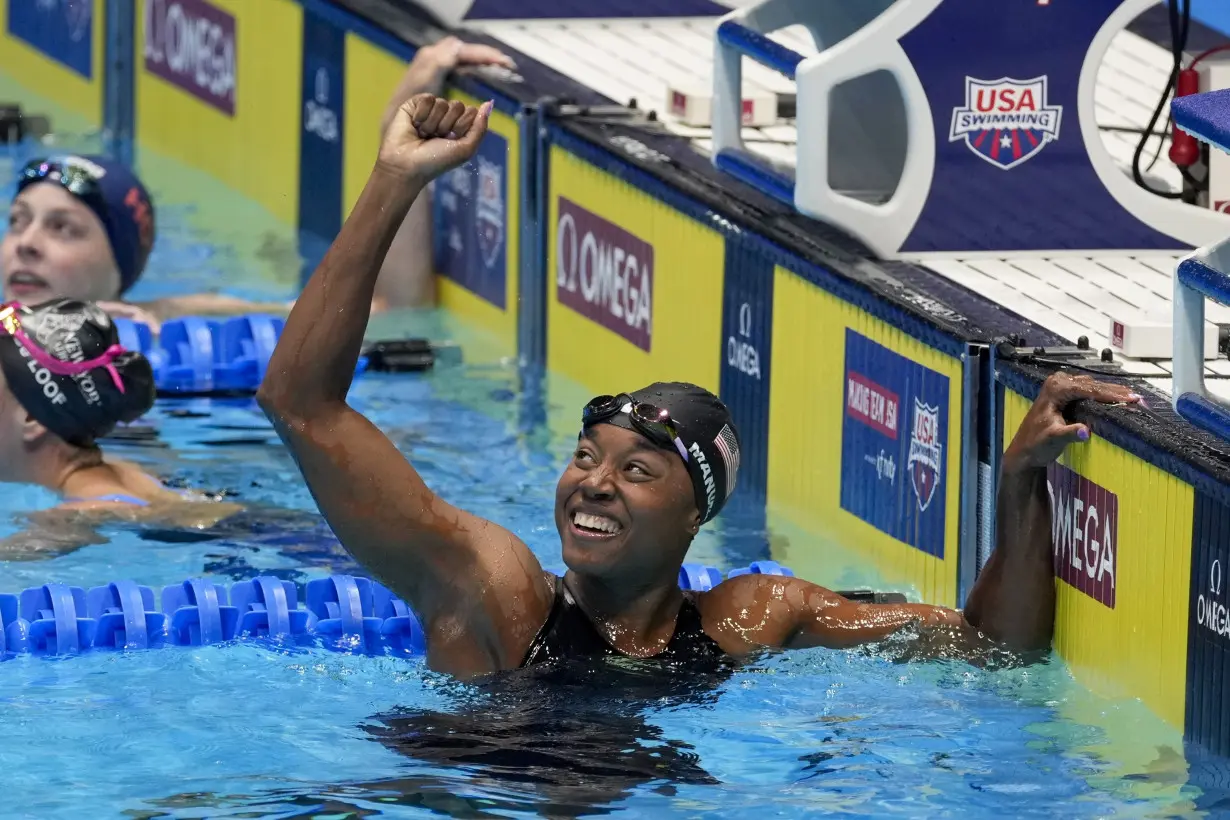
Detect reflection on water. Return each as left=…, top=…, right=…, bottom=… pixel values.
left=138, top=656, right=737, bottom=819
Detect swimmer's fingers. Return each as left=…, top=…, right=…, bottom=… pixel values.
left=456, top=101, right=492, bottom=150
left=1052, top=421, right=1091, bottom=449
left=1042, top=373, right=1141, bottom=407
left=418, top=97, right=453, bottom=137
left=405, top=93, right=436, bottom=132
left=455, top=43, right=517, bottom=70
left=435, top=100, right=467, bottom=139
left=452, top=105, right=478, bottom=139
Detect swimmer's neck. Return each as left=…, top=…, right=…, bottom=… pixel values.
left=54, top=458, right=130, bottom=499
left=51, top=455, right=165, bottom=503
left=563, top=569, right=686, bottom=655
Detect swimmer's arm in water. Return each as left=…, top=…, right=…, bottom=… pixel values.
left=258, top=94, right=554, bottom=677
left=131, top=295, right=293, bottom=324
left=0, top=511, right=107, bottom=561
left=703, top=574, right=965, bottom=652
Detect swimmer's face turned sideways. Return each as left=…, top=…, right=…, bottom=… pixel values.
left=4, top=182, right=122, bottom=304
left=3, top=156, right=154, bottom=306
left=259, top=91, right=1145, bottom=680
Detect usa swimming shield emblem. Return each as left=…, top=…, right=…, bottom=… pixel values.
left=907, top=399, right=942, bottom=512
left=476, top=156, right=504, bottom=270
left=949, top=76, right=1062, bottom=170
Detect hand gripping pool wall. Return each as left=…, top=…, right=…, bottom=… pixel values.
left=0, top=0, right=104, bottom=133
left=544, top=127, right=967, bottom=605
left=327, top=14, right=522, bottom=357
left=999, top=375, right=1193, bottom=732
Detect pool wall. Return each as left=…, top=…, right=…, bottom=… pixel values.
left=2, top=0, right=1230, bottom=750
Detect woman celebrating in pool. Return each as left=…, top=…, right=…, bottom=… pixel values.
left=0, top=298, right=237, bottom=557
left=258, top=93, right=1141, bottom=677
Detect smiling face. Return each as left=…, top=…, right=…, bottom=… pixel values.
left=555, top=423, right=700, bottom=582
left=2, top=183, right=122, bottom=305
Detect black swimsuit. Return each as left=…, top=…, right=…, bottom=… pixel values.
left=520, top=575, right=727, bottom=667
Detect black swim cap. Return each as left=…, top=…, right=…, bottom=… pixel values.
left=601, top=382, right=741, bottom=524
left=0, top=300, right=155, bottom=446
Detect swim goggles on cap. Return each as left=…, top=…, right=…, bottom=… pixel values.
left=0, top=304, right=127, bottom=394
left=582, top=393, right=689, bottom=463
left=19, top=157, right=108, bottom=212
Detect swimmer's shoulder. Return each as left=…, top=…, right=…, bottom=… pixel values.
left=694, top=573, right=848, bottom=650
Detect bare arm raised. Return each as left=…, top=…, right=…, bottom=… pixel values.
left=256, top=94, right=552, bottom=678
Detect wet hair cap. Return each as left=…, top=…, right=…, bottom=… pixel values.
left=0, top=299, right=155, bottom=446
left=602, top=382, right=741, bottom=524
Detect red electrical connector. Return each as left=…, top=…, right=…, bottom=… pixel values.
left=1170, top=67, right=1201, bottom=167
left=1173, top=45, right=1230, bottom=169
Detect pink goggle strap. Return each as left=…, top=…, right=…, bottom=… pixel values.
left=0, top=305, right=127, bottom=394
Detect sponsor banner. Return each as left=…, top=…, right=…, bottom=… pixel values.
left=143, top=0, right=237, bottom=116
left=297, top=7, right=344, bottom=282
left=840, top=329, right=949, bottom=558
left=1189, top=488, right=1230, bottom=752
left=435, top=130, right=509, bottom=309
left=716, top=239, right=773, bottom=565
left=1047, top=463, right=1117, bottom=609
left=719, top=240, right=772, bottom=498
left=555, top=195, right=653, bottom=350
left=8, top=0, right=93, bottom=78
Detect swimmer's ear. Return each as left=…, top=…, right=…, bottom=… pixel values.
left=687, top=506, right=701, bottom=537
left=20, top=411, right=49, bottom=445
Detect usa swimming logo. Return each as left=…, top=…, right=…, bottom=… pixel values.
left=907, top=399, right=942, bottom=512
left=476, top=156, right=504, bottom=270
left=949, top=76, right=1062, bottom=170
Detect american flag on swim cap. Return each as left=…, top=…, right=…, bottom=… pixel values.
left=715, top=424, right=740, bottom=498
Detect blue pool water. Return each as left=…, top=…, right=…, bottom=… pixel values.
left=0, top=134, right=1215, bottom=818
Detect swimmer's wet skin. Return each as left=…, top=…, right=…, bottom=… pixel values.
left=257, top=92, right=1144, bottom=680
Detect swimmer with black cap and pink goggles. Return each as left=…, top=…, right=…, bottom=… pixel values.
left=0, top=299, right=166, bottom=514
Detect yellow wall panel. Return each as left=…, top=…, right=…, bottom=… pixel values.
left=546, top=146, right=723, bottom=397
left=135, top=0, right=302, bottom=225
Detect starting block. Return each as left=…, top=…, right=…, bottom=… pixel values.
left=1172, top=89, right=1230, bottom=442
left=712, top=0, right=1230, bottom=259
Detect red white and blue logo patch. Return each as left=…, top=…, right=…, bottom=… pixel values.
left=907, top=399, right=943, bottom=512
left=949, top=76, right=1063, bottom=170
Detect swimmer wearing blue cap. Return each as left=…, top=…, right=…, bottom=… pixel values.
left=4, top=155, right=290, bottom=329
left=0, top=299, right=236, bottom=558
left=259, top=93, right=1142, bottom=677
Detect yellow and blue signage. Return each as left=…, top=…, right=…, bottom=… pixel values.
left=298, top=5, right=346, bottom=280
left=434, top=130, right=509, bottom=309
left=841, top=329, right=950, bottom=559
left=8, top=0, right=93, bottom=78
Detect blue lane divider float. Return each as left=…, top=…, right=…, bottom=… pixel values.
left=0, top=564, right=796, bottom=661
left=112, top=315, right=459, bottom=396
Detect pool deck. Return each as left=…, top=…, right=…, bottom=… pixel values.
left=467, top=9, right=1230, bottom=400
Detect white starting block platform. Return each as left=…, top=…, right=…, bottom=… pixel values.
left=470, top=5, right=1230, bottom=401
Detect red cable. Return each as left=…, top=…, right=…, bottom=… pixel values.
left=1189, top=44, right=1230, bottom=69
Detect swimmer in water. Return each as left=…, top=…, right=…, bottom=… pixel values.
left=5, top=155, right=291, bottom=329
left=0, top=298, right=237, bottom=558
left=258, top=93, right=1142, bottom=678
